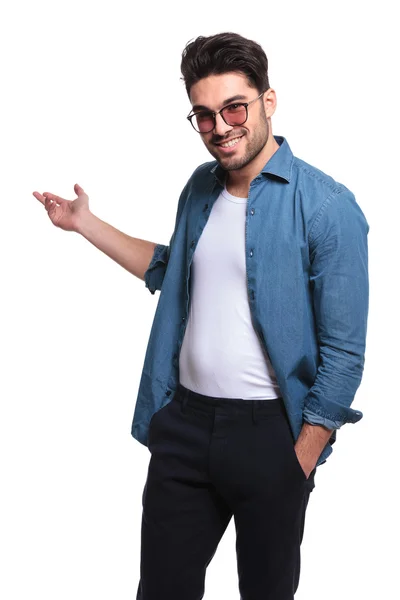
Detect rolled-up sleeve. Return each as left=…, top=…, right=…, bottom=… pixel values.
left=144, top=243, right=170, bottom=295
left=303, top=188, right=369, bottom=430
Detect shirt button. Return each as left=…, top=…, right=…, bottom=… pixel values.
left=166, top=389, right=171, bottom=396
left=190, top=240, right=195, bottom=248
left=250, top=208, right=255, bottom=215
left=250, top=249, right=253, bottom=257
left=182, top=317, right=186, bottom=322
left=203, top=204, right=209, bottom=211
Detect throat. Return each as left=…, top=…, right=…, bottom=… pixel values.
left=225, top=184, right=249, bottom=198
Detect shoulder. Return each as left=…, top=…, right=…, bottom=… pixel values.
left=292, top=155, right=350, bottom=198
left=291, top=155, right=369, bottom=227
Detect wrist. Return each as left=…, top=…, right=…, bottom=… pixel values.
left=74, top=209, right=96, bottom=236
left=295, top=422, right=333, bottom=469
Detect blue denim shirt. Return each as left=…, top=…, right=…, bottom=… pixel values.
left=131, top=135, right=369, bottom=467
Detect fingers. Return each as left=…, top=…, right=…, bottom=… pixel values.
left=45, top=196, right=59, bottom=211
left=32, top=190, right=64, bottom=209
left=40, top=194, right=59, bottom=212
left=32, top=191, right=46, bottom=205
left=33, top=184, right=84, bottom=205
left=32, top=191, right=59, bottom=207
left=33, top=183, right=85, bottom=215
left=43, top=192, right=64, bottom=204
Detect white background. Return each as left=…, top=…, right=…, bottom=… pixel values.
left=1, top=0, right=399, bottom=598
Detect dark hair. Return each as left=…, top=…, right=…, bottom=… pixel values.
left=180, top=32, right=270, bottom=97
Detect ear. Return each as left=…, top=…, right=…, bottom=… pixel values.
left=263, top=88, right=277, bottom=119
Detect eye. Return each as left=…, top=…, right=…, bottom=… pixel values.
left=196, top=111, right=213, bottom=122
left=224, top=103, right=245, bottom=114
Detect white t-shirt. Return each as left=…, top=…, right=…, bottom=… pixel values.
left=179, top=186, right=282, bottom=400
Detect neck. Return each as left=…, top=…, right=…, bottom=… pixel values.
left=226, top=132, right=280, bottom=191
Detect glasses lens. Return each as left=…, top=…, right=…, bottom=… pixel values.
left=221, top=104, right=247, bottom=126
left=193, top=111, right=214, bottom=133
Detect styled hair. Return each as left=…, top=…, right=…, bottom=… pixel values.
left=180, top=32, right=270, bottom=97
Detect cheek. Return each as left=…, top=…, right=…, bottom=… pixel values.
left=203, top=135, right=214, bottom=146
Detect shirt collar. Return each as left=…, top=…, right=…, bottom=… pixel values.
left=210, top=135, right=293, bottom=185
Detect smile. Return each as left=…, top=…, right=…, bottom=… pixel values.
left=216, top=136, right=243, bottom=150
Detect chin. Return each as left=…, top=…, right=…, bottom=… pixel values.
left=219, top=156, right=249, bottom=171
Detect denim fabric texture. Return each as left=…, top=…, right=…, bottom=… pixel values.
left=131, top=135, right=369, bottom=467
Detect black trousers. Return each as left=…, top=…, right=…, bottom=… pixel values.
left=136, top=383, right=316, bottom=600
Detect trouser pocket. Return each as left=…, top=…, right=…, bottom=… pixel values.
left=288, top=437, right=308, bottom=481
left=281, top=415, right=317, bottom=490
left=279, top=413, right=309, bottom=483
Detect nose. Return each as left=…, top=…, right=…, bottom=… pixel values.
left=213, top=112, right=233, bottom=137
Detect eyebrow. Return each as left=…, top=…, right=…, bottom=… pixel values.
left=191, top=94, right=248, bottom=113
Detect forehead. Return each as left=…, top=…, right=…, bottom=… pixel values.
left=189, top=72, right=255, bottom=110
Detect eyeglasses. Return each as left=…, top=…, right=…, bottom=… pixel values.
left=187, top=92, right=265, bottom=133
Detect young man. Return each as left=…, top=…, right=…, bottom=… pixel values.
left=33, top=32, right=369, bottom=600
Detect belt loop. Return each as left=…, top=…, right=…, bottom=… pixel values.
left=252, top=402, right=258, bottom=425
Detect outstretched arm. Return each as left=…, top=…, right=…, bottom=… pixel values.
left=33, top=183, right=158, bottom=282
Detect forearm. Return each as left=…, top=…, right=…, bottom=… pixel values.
left=76, top=210, right=158, bottom=281
left=295, top=422, right=333, bottom=476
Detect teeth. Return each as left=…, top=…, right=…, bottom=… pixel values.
left=220, top=137, right=241, bottom=148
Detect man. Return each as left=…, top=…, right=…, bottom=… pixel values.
left=33, top=32, right=369, bottom=600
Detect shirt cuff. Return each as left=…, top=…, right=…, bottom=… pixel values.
left=302, top=408, right=342, bottom=430
left=144, top=243, right=169, bottom=295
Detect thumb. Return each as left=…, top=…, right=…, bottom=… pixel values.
left=74, top=183, right=85, bottom=195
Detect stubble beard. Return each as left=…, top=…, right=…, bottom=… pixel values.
left=207, top=106, right=270, bottom=171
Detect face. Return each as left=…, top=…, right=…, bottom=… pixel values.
left=189, top=72, right=273, bottom=171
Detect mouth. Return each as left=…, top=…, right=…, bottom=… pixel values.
left=214, top=135, right=244, bottom=153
